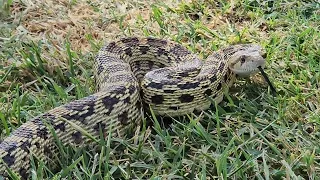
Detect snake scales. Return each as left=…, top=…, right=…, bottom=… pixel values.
left=0, top=37, right=266, bottom=179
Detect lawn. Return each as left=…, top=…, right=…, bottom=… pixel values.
left=0, top=0, right=319, bottom=179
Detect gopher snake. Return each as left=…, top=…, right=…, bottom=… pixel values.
left=0, top=37, right=266, bottom=179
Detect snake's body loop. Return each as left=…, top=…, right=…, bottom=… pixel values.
left=0, top=37, right=265, bottom=179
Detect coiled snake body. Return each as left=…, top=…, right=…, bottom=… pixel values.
left=0, top=37, right=266, bottom=179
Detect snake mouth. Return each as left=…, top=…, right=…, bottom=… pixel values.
left=257, top=66, right=277, bottom=95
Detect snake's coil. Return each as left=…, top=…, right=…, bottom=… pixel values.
left=0, top=37, right=266, bottom=179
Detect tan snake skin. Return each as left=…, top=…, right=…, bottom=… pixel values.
left=0, top=37, right=266, bottom=179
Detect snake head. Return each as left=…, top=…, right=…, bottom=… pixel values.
left=228, top=45, right=266, bottom=77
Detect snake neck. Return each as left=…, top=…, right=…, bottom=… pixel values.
left=199, top=50, right=235, bottom=89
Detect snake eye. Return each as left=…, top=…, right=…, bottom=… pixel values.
left=261, top=52, right=267, bottom=58
left=240, top=55, right=246, bottom=64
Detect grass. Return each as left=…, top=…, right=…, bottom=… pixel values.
left=0, top=0, right=319, bottom=179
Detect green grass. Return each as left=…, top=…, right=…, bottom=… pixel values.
left=0, top=0, right=320, bottom=179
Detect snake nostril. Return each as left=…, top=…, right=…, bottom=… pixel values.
left=261, top=53, right=267, bottom=58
